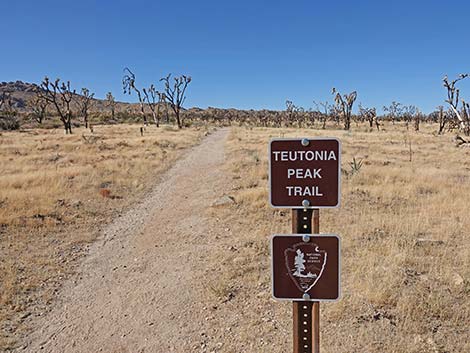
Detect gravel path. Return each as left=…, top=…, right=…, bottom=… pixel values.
left=19, top=128, right=230, bottom=353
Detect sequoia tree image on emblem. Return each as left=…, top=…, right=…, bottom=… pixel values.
left=285, top=243, right=327, bottom=293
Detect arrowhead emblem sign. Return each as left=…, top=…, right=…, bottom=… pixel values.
left=271, top=234, right=340, bottom=301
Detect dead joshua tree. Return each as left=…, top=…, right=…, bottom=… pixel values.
left=443, top=74, right=470, bottom=135
left=160, top=74, right=192, bottom=129
left=29, top=94, right=49, bottom=124
left=313, top=101, right=331, bottom=129
left=358, top=104, right=378, bottom=129
left=0, top=91, right=20, bottom=130
left=285, top=100, right=297, bottom=127
left=123, top=68, right=148, bottom=126
left=414, top=108, right=423, bottom=132
left=402, top=105, right=417, bottom=130
left=78, top=88, right=95, bottom=129
left=0, top=91, right=16, bottom=117
left=38, top=77, right=75, bottom=134
left=0, top=92, right=6, bottom=112
left=160, top=92, right=170, bottom=124
left=383, top=101, right=403, bottom=125
left=142, top=84, right=161, bottom=127
left=436, top=106, right=451, bottom=135
left=105, top=92, right=116, bottom=120
left=332, top=88, right=357, bottom=130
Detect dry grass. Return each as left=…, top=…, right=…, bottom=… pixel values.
left=205, top=122, right=470, bottom=352
left=0, top=124, right=207, bottom=350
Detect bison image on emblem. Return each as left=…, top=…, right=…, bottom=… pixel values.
left=284, top=243, right=327, bottom=293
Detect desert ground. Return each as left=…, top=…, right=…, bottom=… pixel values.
left=1, top=122, right=469, bottom=352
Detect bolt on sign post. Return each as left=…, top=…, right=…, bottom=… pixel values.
left=269, top=138, right=341, bottom=353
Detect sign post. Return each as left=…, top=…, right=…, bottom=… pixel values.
left=269, top=138, right=342, bottom=353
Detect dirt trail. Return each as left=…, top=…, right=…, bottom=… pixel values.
left=19, top=128, right=231, bottom=353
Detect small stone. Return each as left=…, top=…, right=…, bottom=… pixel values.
left=452, top=273, right=464, bottom=286
left=211, top=195, right=236, bottom=207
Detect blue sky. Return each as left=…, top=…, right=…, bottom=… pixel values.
left=1, top=0, right=470, bottom=112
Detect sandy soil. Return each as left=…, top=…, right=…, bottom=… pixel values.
left=16, top=128, right=231, bottom=353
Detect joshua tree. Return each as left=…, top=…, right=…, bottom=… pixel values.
left=160, top=73, right=191, bottom=129
left=38, top=77, right=75, bottom=134
left=160, top=92, right=170, bottom=124
left=0, top=92, right=20, bottom=130
left=29, top=94, right=49, bottom=124
left=285, top=100, right=297, bottom=127
left=0, top=91, right=6, bottom=111
left=383, top=101, right=403, bottom=125
left=0, top=92, right=16, bottom=117
left=105, top=92, right=116, bottom=120
left=443, top=74, right=470, bottom=135
left=313, top=101, right=332, bottom=129
left=332, top=88, right=357, bottom=130
left=413, top=108, right=423, bottom=132
left=142, top=84, right=161, bottom=127
left=78, top=87, right=94, bottom=129
left=358, top=104, right=377, bottom=129
left=123, top=68, right=148, bottom=126
left=401, top=105, right=416, bottom=129
left=436, top=106, right=450, bottom=135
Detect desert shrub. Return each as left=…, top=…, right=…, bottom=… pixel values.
left=0, top=115, right=20, bottom=130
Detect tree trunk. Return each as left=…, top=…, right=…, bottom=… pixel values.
left=344, top=116, right=350, bottom=130
left=176, top=108, right=182, bottom=129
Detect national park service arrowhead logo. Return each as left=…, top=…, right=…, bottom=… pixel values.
left=284, top=242, right=327, bottom=293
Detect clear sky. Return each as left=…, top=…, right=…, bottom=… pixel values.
left=1, top=0, right=470, bottom=113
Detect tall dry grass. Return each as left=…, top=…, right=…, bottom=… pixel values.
left=204, top=122, right=470, bottom=352
left=0, top=124, right=207, bottom=349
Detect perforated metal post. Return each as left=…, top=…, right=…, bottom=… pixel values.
left=292, top=208, right=320, bottom=353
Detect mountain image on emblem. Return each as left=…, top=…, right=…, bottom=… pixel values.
left=284, top=243, right=327, bottom=292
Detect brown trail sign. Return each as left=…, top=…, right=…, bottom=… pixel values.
left=271, top=234, right=340, bottom=301
left=268, top=137, right=342, bottom=353
left=269, top=138, right=341, bottom=208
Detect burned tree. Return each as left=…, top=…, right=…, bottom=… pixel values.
left=78, top=88, right=94, bottom=129
left=160, top=92, right=170, bottom=124
left=0, top=92, right=6, bottom=112
left=332, top=88, right=357, bottom=130
left=0, top=91, right=20, bottom=130
left=285, top=100, right=296, bottom=127
left=313, top=101, right=332, bottom=129
left=105, top=92, right=116, bottom=120
left=358, top=104, right=377, bottom=129
left=402, top=105, right=417, bottom=130
left=142, top=84, right=161, bottom=127
left=383, top=101, right=403, bottom=125
left=160, top=74, right=191, bottom=129
left=38, top=77, right=75, bottom=134
left=29, top=94, right=49, bottom=124
left=123, top=68, right=148, bottom=126
left=0, top=92, right=16, bottom=117
left=435, top=106, right=450, bottom=135
left=413, top=108, right=423, bottom=132
left=443, top=74, right=470, bottom=135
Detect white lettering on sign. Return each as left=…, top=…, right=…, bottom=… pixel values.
left=272, top=150, right=337, bottom=162
left=287, top=168, right=322, bottom=179
left=286, top=186, right=324, bottom=197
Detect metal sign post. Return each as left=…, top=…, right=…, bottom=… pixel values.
left=293, top=208, right=319, bottom=353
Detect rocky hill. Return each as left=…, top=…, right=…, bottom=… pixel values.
left=0, top=80, right=134, bottom=113
left=0, top=81, right=39, bottom=108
